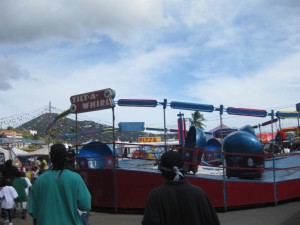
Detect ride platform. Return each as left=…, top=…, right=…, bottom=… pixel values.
left=78, top=151, right=300, bottom=210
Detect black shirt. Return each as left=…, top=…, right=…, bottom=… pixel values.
left=142, top=179, right=220, bottom=225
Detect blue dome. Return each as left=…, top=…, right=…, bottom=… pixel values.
left=202, top=138, right=222, bottom=166
left=185, top=126, right=206, bottom=149
left=239, top=125, right=256, bottom=137
left=224, top=131, right=262, bottom=154
left=182, top=126, right=206, bottom=174
left=78, top=142, right=113, bottom=169
left=223, top=131, right=264, bottom=179
left=79, top=141, right=113, bottom=157
left=205, top=138, right=221, bottom=152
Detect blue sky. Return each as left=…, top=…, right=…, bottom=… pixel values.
left=0, top=0, right=299, bottom=133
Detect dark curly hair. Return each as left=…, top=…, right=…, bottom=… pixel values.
left=159, top=150, right=184, bottom=181
left=50, top=144, right=67, bottom=170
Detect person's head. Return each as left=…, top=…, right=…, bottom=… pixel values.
left=159, top=150, right=184, bottom=181
left=20, top=171, right=26, bottom=177
left=5, top=159, right=13, bottom=167
left=15, top=170, right=22, bottom=178
left=5, top=177, right=12, bottom=186
left=50, top=144, right=67, bottom=170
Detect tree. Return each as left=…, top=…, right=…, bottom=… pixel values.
left=189, top=111, right=206, bottom=130
left=21, top=129, right=31, bottom=139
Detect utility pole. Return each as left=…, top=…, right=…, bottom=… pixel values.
left=48, top=101, right=52, bottom=151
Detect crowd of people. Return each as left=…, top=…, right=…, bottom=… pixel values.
left=0, top=159, right=32, bottom=225
left=0, top=144, right=91, bottom=225
left=0, top=144, right=220, bottom=225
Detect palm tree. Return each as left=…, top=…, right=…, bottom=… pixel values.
left=189, top=111, right=206, bottom=130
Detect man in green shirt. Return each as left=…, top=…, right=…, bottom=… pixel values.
left=29, top=144, right=91, bottom=225
left=12, top=171, right=28, bottom=219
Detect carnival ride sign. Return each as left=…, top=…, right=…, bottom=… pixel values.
left=70, top=88, right=115, bottom=113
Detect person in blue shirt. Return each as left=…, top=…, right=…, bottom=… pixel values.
left=29, top=143, right=91, bottom=225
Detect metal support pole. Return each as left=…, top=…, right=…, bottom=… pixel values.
left=163, top=99, right=167, bottom=151
left=297, top=116, right=300, bottom=136
left=177, top=112, right=184, bottom=147
left=48, top=101, right=52, bottom=151
left=271, top=110, right=278, bottom=205
left=278, top=118, right=282, bottom=131
left=259, top=124, right=262, bottom=143
left=219, top=105, right=227, bottom=211
left=112, top=107, right=118, bottom=213
left=75, top=113, right=78, bottom=155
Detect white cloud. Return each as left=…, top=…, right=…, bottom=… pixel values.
left=0, top=57, right=30, bottom=91
left=185, top=53, right=300, bottom=129
left=1, top=0, right=300, bottom=132
left=0, top=0, right=169, bottom=46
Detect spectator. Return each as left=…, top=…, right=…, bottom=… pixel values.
left=21, top=171, right=32, bottom=219
left=12, top=171, right=28, bottom=219
left=2, top=160, right=19, bottom=182
left=29, top=143, right=91, bottom=225
left=142, top=150, right=220, bottom=225
left=36, top=157, right=48, bottom=176
left=0, top=178, right=18, bottom=225
left=31, top=166, right=39, bottom=182
left=21, top=171, right=32, bottom=197
left=66, top=146, right=76, bottom=170
left=275, top=130, right=287, bottom=153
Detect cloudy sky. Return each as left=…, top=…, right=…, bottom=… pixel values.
left=0, top=0, right=299, bottom=133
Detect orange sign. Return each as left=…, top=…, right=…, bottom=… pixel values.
left=138, top=137, right=162, bottom=142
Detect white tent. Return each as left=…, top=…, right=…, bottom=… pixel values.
left=0, top=147, right=10, bottom=164
left=27, top=146, right=50, bottom=155
left=11, top=147, right=28, bottom=155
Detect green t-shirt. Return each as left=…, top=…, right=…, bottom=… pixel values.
left=12, top=177, right=28, bottom=202
left=29, top=169, right=91, bottom=225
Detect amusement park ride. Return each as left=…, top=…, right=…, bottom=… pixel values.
left=47, top=88, right=300, bottom=211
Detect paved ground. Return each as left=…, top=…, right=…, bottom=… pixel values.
left=12, top=199, right=300, bottom=225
